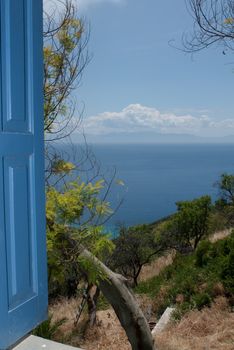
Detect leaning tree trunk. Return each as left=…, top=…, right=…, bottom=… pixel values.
left=80, top=247, right=155, bottom=350
left=87, top=284, right=100, bottom=326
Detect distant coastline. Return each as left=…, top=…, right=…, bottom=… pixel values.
left=72, top=132, right=234, bottom=145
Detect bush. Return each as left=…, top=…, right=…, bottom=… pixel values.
left=221, top=251, right=234, bottom=294
left=32, top=315, right=66, bottom=339
left=172, top=302, right=192, bottom=320
left=195, top=240, right=212, bottom=267
left=192, top=293, right=212, bottom=310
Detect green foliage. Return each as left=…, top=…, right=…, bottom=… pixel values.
left=46, top=178, right=112, bottom=226
left=192, top=293, right=212, bottom=310
left=216, top=173, right=234, bottom=205
left=154, top=196, right=212, bottom=253
left=46, top=178, right=114, bottom=298
left=195, top=240, right=213, bottom=267
left=171, top=302, right=192, bottom=321
left=32, top=315, right=66, bottom=339
left=214, top=173, right=234, bottom=226
left=51, top=157, right=76, bottom=174
left=96, top=294, right=110, bottom=311
left=173, top=196, right=212, bottom=250
left=153, top=218, right=177, bottom=249
left=220, top=231, right=234, bottom=294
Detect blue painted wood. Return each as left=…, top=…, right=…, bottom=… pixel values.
left=0, top=1, right=47, bottom=349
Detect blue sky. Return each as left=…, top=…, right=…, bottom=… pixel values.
left=45, top=0, right=234, bottom=140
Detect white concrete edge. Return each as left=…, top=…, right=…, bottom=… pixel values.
left=12, top=335, right=84, bottom=350
left=151, top=307, right=175, bottom=337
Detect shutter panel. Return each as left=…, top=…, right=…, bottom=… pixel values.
left=0, top=1, right=47, bottom=349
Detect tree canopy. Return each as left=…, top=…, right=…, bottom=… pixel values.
left=157, top=196, right=212, bottom=252
left=112, top=224, right=165, bottom=286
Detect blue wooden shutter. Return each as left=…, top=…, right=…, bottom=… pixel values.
left=0, top=1, right=47, bottom=348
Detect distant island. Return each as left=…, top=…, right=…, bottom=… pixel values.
left=76, top=132, right=234, bottom=144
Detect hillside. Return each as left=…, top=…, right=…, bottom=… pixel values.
left=37, top=230, right=234, bottom=350
left=136, top=231, right=234, bottom=319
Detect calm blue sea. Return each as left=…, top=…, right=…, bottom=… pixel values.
left=86, top=143, right=234, bottom=228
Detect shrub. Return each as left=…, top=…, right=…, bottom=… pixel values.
left=221, top=251, right=234, bottom=294
left=32, top=315, right=66, bottom=339
left=195, top=240, right=212, bottom=267
left=192, top=293, right=212, bottom=310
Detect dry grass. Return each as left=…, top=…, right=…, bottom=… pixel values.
left=156, top=297, right=234, bottom=350
left=81, top=309, right=130, bottom=350
left=49, top=297, right=80, bottom=335
left=139, top=251, right=176, bottom=282
left=209, top=229, right=231, bottom=243
left=48, top=297, right=130, bottom=349
left=49, top=296, right=234, bottom=350
left=48, top=296, right=152, bottom=349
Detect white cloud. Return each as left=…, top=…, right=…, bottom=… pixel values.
left=83, top=104, right=234, bottom=137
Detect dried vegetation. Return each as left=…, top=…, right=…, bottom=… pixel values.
left=156, top=297, right=234, bottom=350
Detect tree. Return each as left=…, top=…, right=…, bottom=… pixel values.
left=216, top=173, right=234, bottom=204
left=79, top=248, right=155, bottom=350
left=43, top=2, right=155, bottom=348
left=174, top=196, right=212, bottom=250
left=215, top=173, right=234, bottom=225
left=153, top=218, right=179, bottom=251
left=43, top=0, right=89, bottom=139
left=112, top=225, right=165, bottom=286
left=43, top=0, right=91, bottom=184
left=46, top=181, right=155, bottom=350
left=46, top=178, right=155, bottom=349
left=159, top=196, right=212, bottom=252
left=183, top=0, right=234, bottom=53
left=46, top=178, right=114, bottom=297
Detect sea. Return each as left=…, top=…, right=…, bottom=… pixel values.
left=60, top=143, right=234, bottom=230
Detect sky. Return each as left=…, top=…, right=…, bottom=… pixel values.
left=44, top=0, right=234, bottom=142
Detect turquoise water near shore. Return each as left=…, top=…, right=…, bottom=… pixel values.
left=89, top=143, right=234, bottom=228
